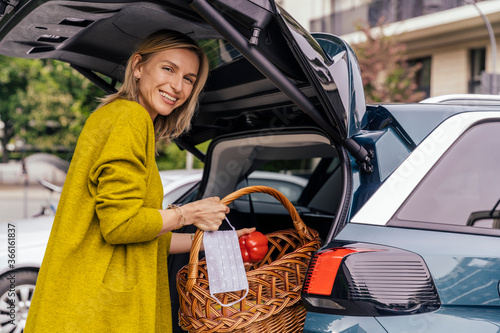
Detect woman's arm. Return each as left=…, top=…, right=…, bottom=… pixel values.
left=90, top=111, right=164, bottom=245
left=169, top=232, right=195, bottom=254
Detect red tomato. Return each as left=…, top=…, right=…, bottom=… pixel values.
left=239, top=231, right=268, bottom=263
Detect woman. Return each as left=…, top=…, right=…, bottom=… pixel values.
left=25, top=30, right=254, bottom=332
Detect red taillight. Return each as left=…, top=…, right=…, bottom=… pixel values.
left=302, top=243, right=441, bottom=316
left=303, top=248, right=367, bottom=295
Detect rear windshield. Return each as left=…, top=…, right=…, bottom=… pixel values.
left=198, top=39, right=242, bottom=70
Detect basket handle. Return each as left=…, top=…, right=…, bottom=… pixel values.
left=186, top=185, right=311, bottom=292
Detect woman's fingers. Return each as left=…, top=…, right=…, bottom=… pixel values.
left=205, top=196, right=230, bottom=214
left=236, top=227, right=256, bottom=238
left=184, top=197, right=229, bottom=231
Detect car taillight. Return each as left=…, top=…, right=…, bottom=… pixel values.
left=302, top=242, right=441, bottom=316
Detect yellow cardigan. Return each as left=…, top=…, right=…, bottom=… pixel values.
left=25, top=99, right=173, bottom=332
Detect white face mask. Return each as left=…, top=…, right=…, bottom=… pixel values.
left=203, top=218, right=249, bottom=307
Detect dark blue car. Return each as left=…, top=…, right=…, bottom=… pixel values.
left=301, top=103, right=500, bottom=332
left=0, top=1, right=498, bottom=332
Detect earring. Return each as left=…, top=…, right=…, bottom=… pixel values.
left=135, top=76, right=140, bottom=81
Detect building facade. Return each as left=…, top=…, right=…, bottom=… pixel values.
left=280, top=0, right=500, bottom=97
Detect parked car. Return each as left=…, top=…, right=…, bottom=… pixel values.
left=0, top=169, right=306, bottom=332
left=0, top=1, right=499, bottom=332
left=420, top=93, right=500, bottom=105
left=160, top=169, right=307, bottom=209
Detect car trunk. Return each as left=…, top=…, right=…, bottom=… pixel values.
left=168, top=125, right=351, bottom=332
left=0, top=0, right=371, bottom=168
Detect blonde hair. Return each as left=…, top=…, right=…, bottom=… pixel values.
left=99, top=30, right=209, bottom=143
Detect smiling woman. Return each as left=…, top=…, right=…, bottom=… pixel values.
left=23, top=30, right=254, bottom=333
left=133, top=48, right=200, bottom=120
left=98, top=30, right=209, bottom=145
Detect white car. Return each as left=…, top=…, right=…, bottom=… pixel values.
left=0, top=169, right=307, bottom=332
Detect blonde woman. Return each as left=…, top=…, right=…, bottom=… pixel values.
left=25, top=30, right=254, bottom=332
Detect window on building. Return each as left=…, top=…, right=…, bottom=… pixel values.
left=396, top=0, right=423, bottom=21
left=469, top=47, right=486, bottom=93
left=409, top=57, right=431, bottom=99
left=368, top=0, right=394, bottom=26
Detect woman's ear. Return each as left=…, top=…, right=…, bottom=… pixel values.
left=132, top=54, right=143, bottom=80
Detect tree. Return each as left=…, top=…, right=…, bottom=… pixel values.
left=0, top=56, right=104, bottom=162
left=351, top=21, right=425, bottom=104
left=0, top=56, right=32, bottom=162
left=156, top=140, right=208, bottom=170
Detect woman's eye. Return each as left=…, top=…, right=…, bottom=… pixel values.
left=163, top=67, right=173, bottom=73
left=184, top=76, right=194, bottom=84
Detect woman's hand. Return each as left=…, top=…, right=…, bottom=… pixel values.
left=157, top=197, right=229, bottom=237
left=236, top=227, right=256, bottom=238
left=182, top=197, right=230, bottom=231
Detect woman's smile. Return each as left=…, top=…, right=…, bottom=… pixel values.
left=159, top=90, right=178, bottom=103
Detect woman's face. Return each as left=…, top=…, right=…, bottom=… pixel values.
left=134, top=48, right=200, bottom=121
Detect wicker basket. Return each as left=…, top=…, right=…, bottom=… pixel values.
left=176, top=185, right=321, bottom=333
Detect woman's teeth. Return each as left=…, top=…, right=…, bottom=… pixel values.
left=160, top=91, right=177, bottom=102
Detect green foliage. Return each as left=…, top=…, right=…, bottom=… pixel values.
left=0, top=56, right=104, bottom=162
left=156, top=144, right=189, bottom=170
left=155, top=140, right=209, bottom=170
left=0, top=56, right=30, bottom=161
left=352, top=21, right=425, bottom=104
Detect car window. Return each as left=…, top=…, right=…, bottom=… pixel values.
left=396, top=121, right=500, bottom=229
left=198, top=39, right=242, bottom=70
left=235, top=178, right=306, bottom=204
left=234, top=159, right=313, bottom=205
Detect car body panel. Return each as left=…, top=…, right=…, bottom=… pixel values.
left=303, top=222, right=500, bottom=331
left=160, top=169, right=204, bottom=208
left=0, top=216, right=53, bottom=276
left=375, top=104, right=500, bottom=146
left=305, top=309, right=500, bottom=333
left=352, top=111, right=500, bottom=225
left=276, top=6, right=367, bottom=138
left=376, top=308, right=500, bottom=333
left=303, top=313, right=387, bottom=333
left=303, top=109, right=500, bottom=332
left=336, top=223, right=500, bottom=307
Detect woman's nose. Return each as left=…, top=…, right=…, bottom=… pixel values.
left=170, top=74, right=183, bottom=92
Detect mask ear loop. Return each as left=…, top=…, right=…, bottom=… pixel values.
left=208, top=217, right=250, bottom=308
left=224, top=216, right=236, bottom=231
left=210, top=286, right=250, bottom=308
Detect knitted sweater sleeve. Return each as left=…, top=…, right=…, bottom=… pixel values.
left=89, top=113, right=162, bottom=245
